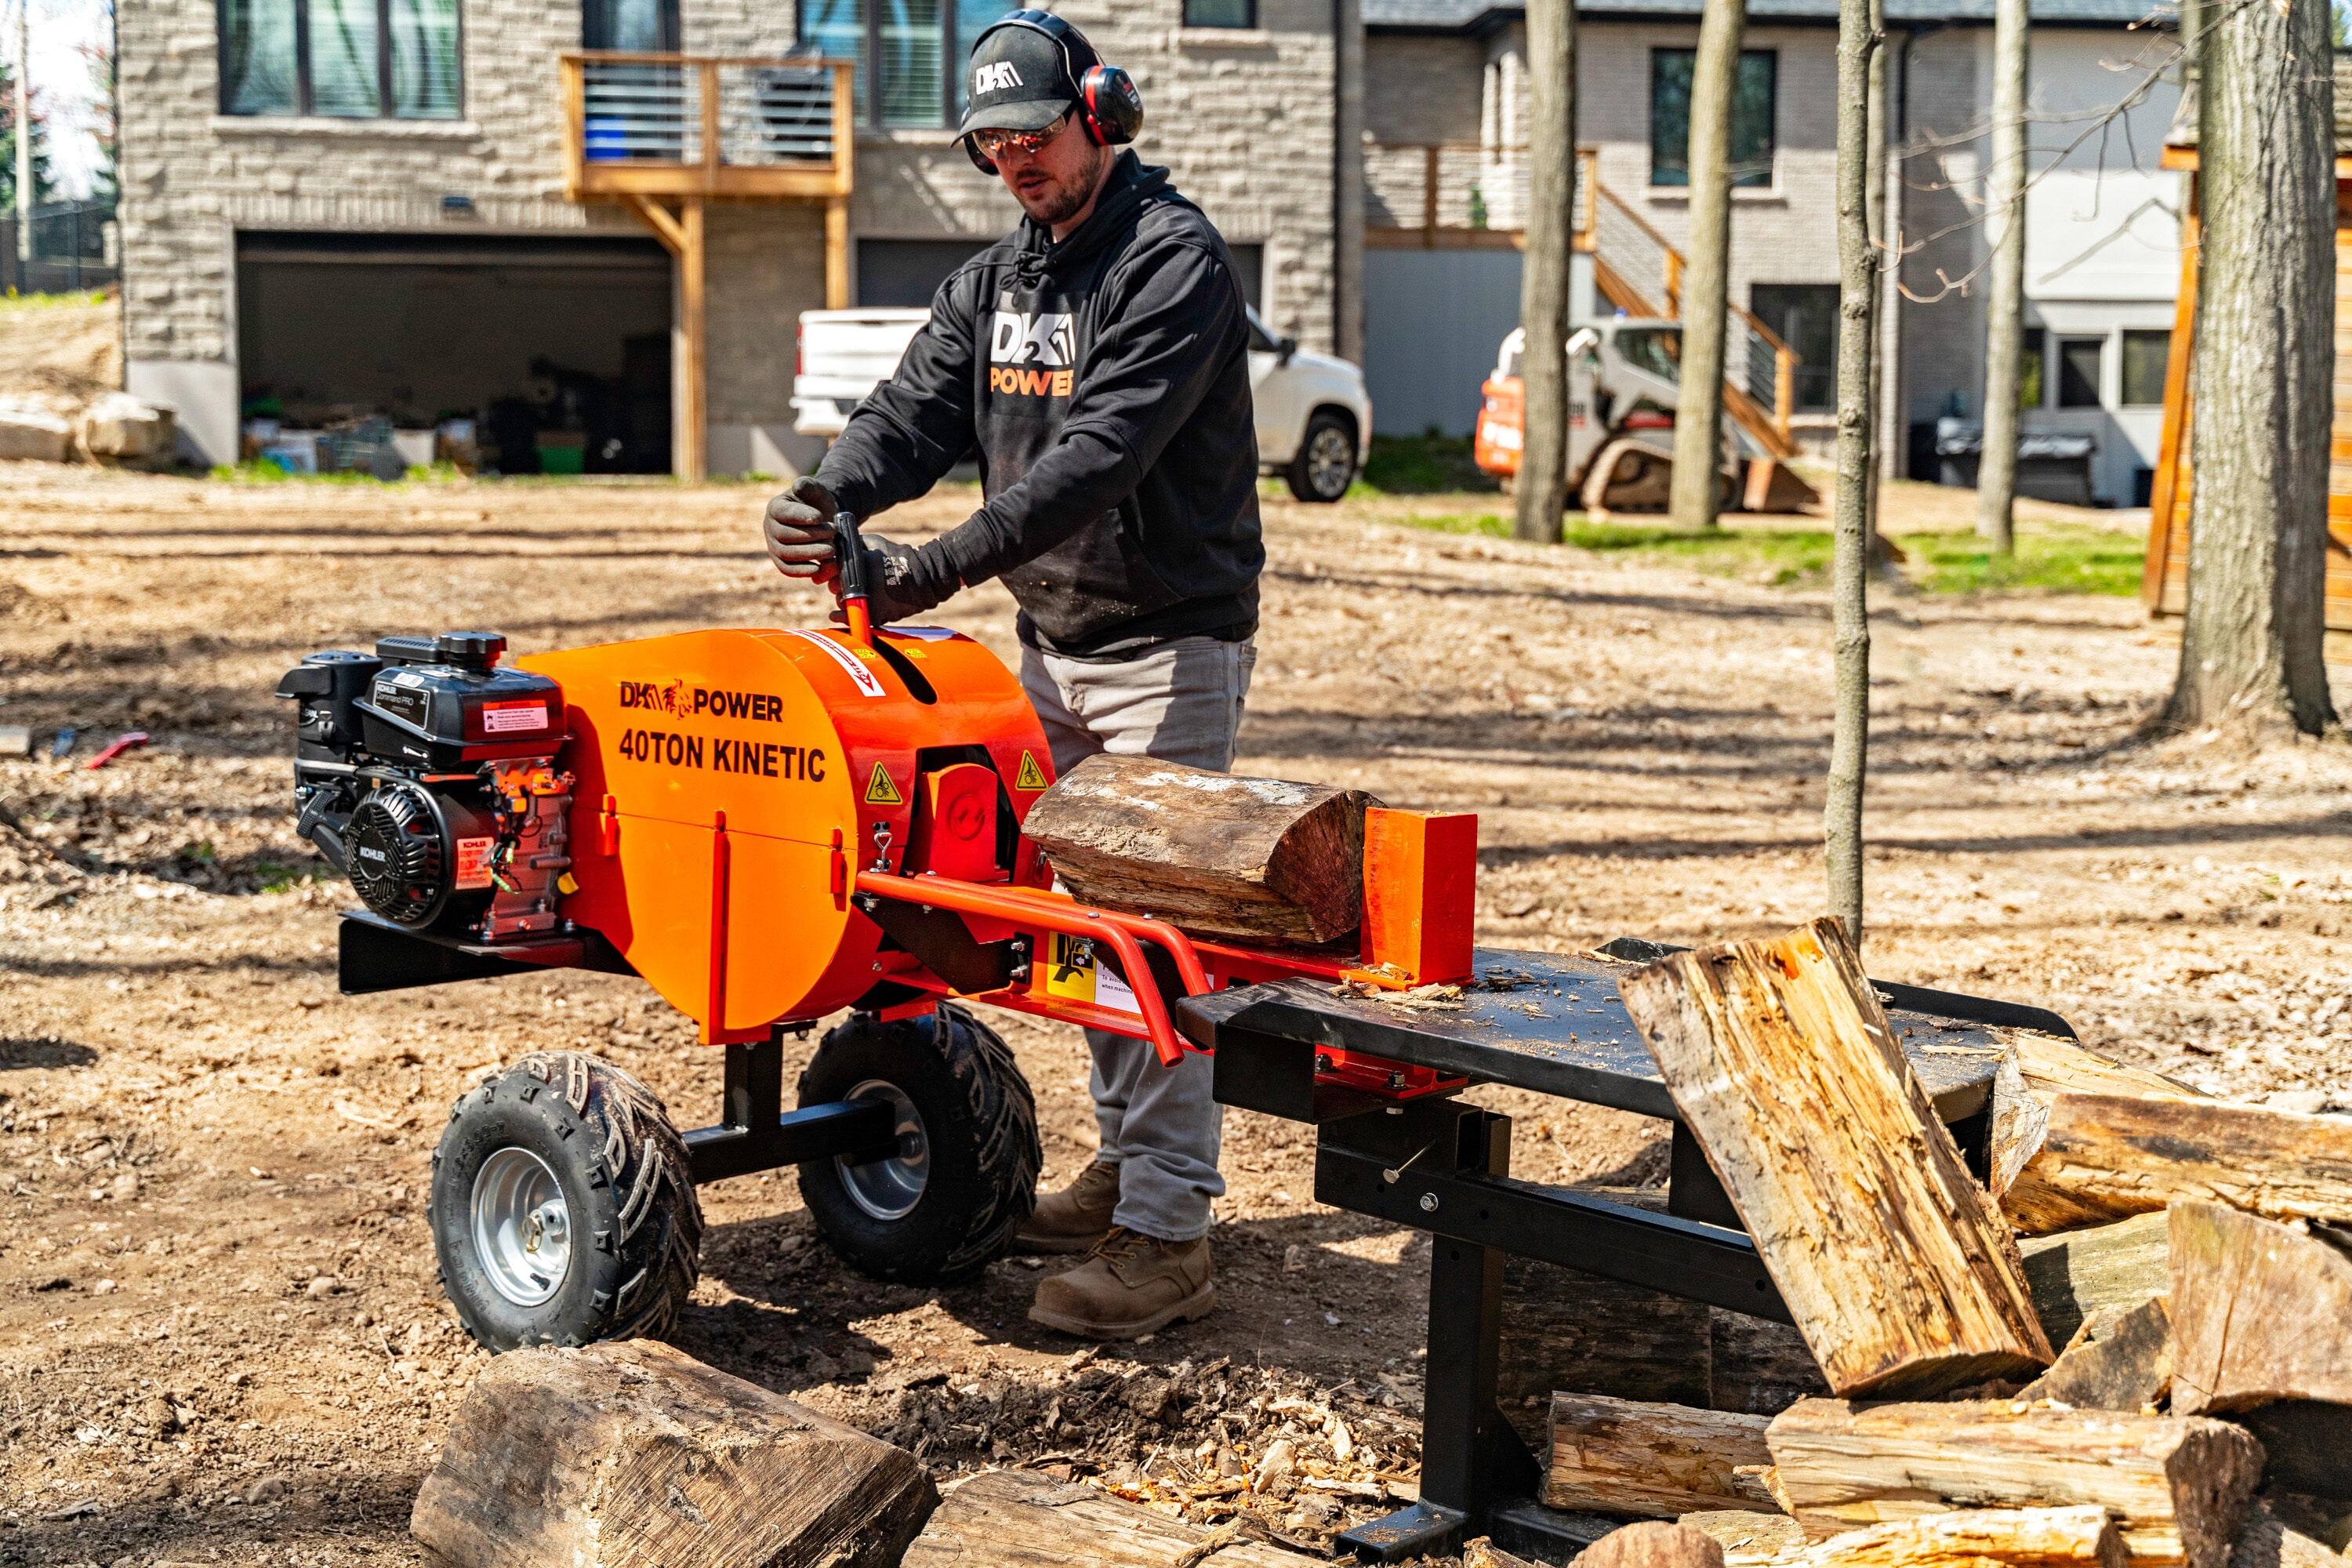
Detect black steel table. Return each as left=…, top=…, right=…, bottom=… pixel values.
left=1176, top=938, right=2071, bottom=1566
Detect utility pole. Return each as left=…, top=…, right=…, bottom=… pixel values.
left=1828, top=0, right=1879, bottom=948
left=1667, top=0, right=1745, bottom=534
left=1975, top=0, right=2028, bottom=555
left=1514, top=0, right=1576, bottom=544
left=14, top=0, right=31, bottom=264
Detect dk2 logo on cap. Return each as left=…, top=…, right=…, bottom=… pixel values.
left=975, top=60, right=1023, bottom=94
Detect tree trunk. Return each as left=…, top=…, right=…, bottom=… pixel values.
left=1515, top=0, right=1577, bottom=543
left=2005, top=1092, right=2352, bottom=1232
left=1875, top=29, right=1907, bottom=490
left=2164, top=0, right=2338, bottom=737
left=1617, top=919, right=2051, bottom=1398
left=2167, top=1198, right=2352, bottom=1415
left=410, top=1339, right=937, bottom=1568
left=1668, top=0, right=1745, bottom=534
left=1827, top=0, right=1878, bottom=946
left=1763, top=1397, right=2264, bottom=1568
left=1975, top=0, right=2028, bottom=553
left=1022, top=753, right=1373, bottom=944
left=1864, top=0, right=1887, bottom=530
left=1544, top=1393, right=1778, bottom=1518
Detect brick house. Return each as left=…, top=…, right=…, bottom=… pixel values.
left=118, top=0, right=1369, bottom=474
left=121, top=0, right=2179, bottom=501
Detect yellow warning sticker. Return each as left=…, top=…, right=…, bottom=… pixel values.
left=1044, top=932, right=1138, bottom=1013
left=863, top=763, right=902, bottom=805
left=1014, top=750, right=1050, bottom=791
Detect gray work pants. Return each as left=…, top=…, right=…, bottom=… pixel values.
left=1019, top=635, right=1256, bottom=1243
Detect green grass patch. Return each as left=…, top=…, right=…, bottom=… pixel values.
left=0, top=289, right=110, bottom=310
left=1392, top=513, right=2144, bottom=596
left=1356, top=432, right=1501, bottom=495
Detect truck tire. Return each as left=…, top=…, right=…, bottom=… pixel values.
left=1285, top=410, right=1359, bottom=503
left=430, top=1051, right=702, bottom=1352
left=797, top=1004, right=1040, bottom=1284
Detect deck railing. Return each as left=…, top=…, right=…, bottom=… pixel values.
left=559, top=53, right=856, bottom=200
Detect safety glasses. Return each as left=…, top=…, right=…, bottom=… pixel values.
left=971, top=113, right=1072, bottom=162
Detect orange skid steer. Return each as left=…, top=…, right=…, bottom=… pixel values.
left=274, top=525, right=1475, bottom=1352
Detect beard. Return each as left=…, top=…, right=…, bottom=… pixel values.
left=1018, top=146, right=1112, bottom=229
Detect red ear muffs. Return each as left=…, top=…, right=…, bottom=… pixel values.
left=1077, top=65, right=1142, bottom=147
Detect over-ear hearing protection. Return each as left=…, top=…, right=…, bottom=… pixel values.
left=964, top=10, right=1144, bottom=176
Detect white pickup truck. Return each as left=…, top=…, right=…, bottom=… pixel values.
left=791, top=305, right=1373, bottom=503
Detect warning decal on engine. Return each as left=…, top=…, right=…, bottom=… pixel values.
left=863, top=763, right=902, bottom=806
left=481, top=701, right=548, bottom=734
left=786, top=630, right=887, bottom=698
left=454, top=836, right=496, bottom=889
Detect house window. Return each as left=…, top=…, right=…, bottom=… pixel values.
left=1650, top=49, right=1776, bottom=189
left=1185, top=0, right=1258, bottom=24
left=801, top=0, right=1020, bottom=129
left=2120, top=329, right=2170, bottom=405
left=1748, top=283, right=1838, bottom=414
left=2056, top=337, right=2104, bottom=408
left=220, top=0, right=462, bottom=118
left=583, top=0, right=676, bottom=51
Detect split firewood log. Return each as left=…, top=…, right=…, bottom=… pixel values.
left=1618, top=919, right=2051, bottom=1398
left=1763, top=1397, right=2263, bottom=1568
left=901, top=1468, right=1319, bottom=1566
left=1795, top=1506, right=2126, bottom=1568
left=2003, top=1094, right=2352, bottom=1234
left=1581, top=1520, right=1731, bottom=1568
left=2017, top=1210, right=2172, bottom=1350
left=1991, top=1038, right=2202, bottom=1232
left=2017, top=1297, right=2174, bottom=1413
left=1544, top=1393, right=1779, bottom=1518
left=409, top=1338, right=935, bottom=1568
left=1020, top=753, right=1374, bottom=943
left=2167, top=1198, right=2352, bottom=1415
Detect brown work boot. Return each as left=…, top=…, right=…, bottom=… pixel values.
left=1028, top=1227, right=1215, bottom=1340
left=1013, top=1158, right=1122, bottom=1254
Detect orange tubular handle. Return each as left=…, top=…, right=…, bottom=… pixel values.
left=949, top=879, right=1211, bottom=996
left=854, top=871, right=1196, bottom=1067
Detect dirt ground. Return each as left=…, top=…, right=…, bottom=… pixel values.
left=4, top=463, right=2351, bottom=1566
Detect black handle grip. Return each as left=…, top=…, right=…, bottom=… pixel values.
left=831, top=510, right=869, bottom=601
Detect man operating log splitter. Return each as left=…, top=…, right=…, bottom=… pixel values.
left=762, top=11, right=1262, bottom=1341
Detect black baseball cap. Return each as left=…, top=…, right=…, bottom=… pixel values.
left=957, top=14, right=1099, bottom=138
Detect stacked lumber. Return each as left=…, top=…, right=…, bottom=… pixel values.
left=1020, top=753, right=1374, bottom=942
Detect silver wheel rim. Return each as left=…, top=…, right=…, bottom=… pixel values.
left=471, top=1147, right=572, bottom=1307
left=1307, top=426, right=1354, bottom=497
left=837, top=1079, right=928, bottom=1221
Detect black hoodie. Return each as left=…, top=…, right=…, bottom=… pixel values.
left=811, top=152, right=1265, bottom=659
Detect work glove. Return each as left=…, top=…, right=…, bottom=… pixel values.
left=763, top=474, right=843, bottom=586
left=829, top=533, right=955, bottom=627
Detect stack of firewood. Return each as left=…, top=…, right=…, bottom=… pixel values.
left=1509, top=916, right=2352, bottom=1568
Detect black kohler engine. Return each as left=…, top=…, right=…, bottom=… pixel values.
left=275, top=631, right=575, bottom=942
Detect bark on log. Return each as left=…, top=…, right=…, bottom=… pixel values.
left=410, top=1338, right=935, bottom=1568
left=1762, top=1396, right=2263, bottom=1568
left=2008, top=1094, right=2352, bottom=1232
left=2230, top=1504, right=2343, bottom=1568
left=2168, top=1197, right=2352, bottom=1416
left=2017, top=1297, right=2174, bottom=1413
left=901, top=1469, right=1320, bottom=1567
left=2018, top=1211, right=2172, bottom=1349
left=1021, top=753, right=1373, bottom=944
left=1583, top=1521, right=1731, bottom=1568
left=1618, top=920, right=2051, bottom=1397
left=1545, top=1394, right=1778, bottom=1518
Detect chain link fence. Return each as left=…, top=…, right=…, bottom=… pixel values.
left=0, top=200, right=120, bottom=295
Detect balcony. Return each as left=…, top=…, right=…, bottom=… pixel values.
left=559, top=53, right=855, bottom=202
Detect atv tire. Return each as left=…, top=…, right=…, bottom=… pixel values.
left=797, top=1004, right=1040, bottom=1284
left=430, top=1051, right=702, bottom=1352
